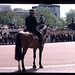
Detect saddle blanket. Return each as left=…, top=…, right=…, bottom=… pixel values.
left=33, top=34, right=39, bottom=40
left=19, top=31, right=39, bottom=40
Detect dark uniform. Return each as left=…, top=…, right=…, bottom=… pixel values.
left=25, top=9, right=43, bottom=48
left=39, top=14, right=45, bottom=25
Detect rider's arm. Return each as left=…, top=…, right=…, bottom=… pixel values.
left=25, top=17, right=27, bottom=27
left=34, top=17, right=38, bottom=26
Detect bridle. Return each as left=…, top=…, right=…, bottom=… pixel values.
left=37, top=24, right=48, bottom=36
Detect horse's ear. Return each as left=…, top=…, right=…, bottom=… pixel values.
left=47, top=24, right=49, bottom=27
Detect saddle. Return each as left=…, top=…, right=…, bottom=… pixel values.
left=23, top=29, right=39, bottom=40
left=33, top=34, right=39, bottom=40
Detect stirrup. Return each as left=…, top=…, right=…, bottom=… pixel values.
left=39, top=44, right=43, bottom=48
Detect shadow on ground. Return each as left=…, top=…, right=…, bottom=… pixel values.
left=12, top=68, right=39, bottom=73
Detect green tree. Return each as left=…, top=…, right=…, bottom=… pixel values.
left=35, top=7, right=56, bottom=28
left=56, top=17, right=66, bottom=28
left=20, top=12, right=29, bottom=20
left=35, top=6, right=66, bottom=28
left=65, top=9, right=75, bottom=24
left=16, top=16, right=24, bottom=26
left=0, top=10, right=16, bottom=24
left=0, top=15, right=10, bottom=25
left=0, top=15, right=4, bottom=25
left=0, top=11, right=8, bottom=16
left=6, top=11, right=16, bottom=23
left=20, top=12, right=29, bottom=25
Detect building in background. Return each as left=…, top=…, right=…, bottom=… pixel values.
left=0, top=5, right=29, bottom=15
left=13, top=8, right=29, bottom=15
left=0, top=4, right=60, bottom=17
left=32, top=4, right=60, bottom=17
left=0, top=5, right=12, bottom=11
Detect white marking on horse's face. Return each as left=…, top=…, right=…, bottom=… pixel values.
left=42, top=26, right=47, bottom=32
left=43, top=26, right=47, bottom=30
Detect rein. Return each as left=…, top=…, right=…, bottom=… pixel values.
left=36, top=24, right=44, bottom=30
left=36, top=24, right=47, bottom=36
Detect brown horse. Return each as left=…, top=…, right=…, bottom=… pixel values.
left=15, top=24, right=48, bottom=72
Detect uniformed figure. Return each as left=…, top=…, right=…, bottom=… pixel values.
left=55, top=13, right=57, bottom=17
left=39, top=14, right=45, bottom=25
left=72, top=17, right=74, bottom=23
left=25, top=9, right=43, bottom=48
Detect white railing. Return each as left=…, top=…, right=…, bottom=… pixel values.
left=0, top=29, right=23, bottom=35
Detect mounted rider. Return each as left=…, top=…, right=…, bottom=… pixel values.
left=39, top=13, right=45, bottom=25
left=25, top=9, right=43, bottom=48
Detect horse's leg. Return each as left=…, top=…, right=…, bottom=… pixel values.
left=21, top=48, right=27, bottom=72
left=39, top=48, right=43, bottom=68
left=18, top=60, right=21, bottom=72
left=33, top=48, right=37, bottom=68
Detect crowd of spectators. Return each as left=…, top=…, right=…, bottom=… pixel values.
left=0, top=25, right=26, bottom=30
left=45, top=29, right=75, bottom=43
left=0, top=25, right=26, bottom=44
left=0, top=24, right=75, bottom=44
left=0, top=33, right=16, bottom=44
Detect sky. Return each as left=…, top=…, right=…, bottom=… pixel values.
left=0, top=4, right=75, bottom=18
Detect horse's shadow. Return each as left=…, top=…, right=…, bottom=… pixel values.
left=12, top=68, right=39, bottom=73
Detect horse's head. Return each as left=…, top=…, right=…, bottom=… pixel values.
left=37, top=24, right=49, bottom=36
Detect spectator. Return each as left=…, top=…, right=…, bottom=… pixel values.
left=8, top=33, right=12, bottom=44
left=48, top=33, right=50, bottom=42
left=64, top=33, right=68, bottom=42
left=68, top=31, right=71, bottom=41
left=71, top=31, right=74, bottom=41
left=0, top=34, right=2, bottom=43
left=59, top=31, right=63, bottom=42
left=13, top=34, right=16, bottom=44
left=2, top=34, right=4, bottom=44
left=73, top=33, right=75, bottom=41
left=46, top=33, right=49, bottom=43
left=55, top=32, right=60, bottom=42
left=4, top=33, right=7, bottom=44
left=50, top=32, right=55, bottom=43
left=11, top=33, right=14, bottom=44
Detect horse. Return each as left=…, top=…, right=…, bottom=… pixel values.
left=15, top=24, right=48, bottom=72
left=67, top=22, right=75, bottom=30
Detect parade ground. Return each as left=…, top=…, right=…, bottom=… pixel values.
left=0, top=42, right=75, bottom=73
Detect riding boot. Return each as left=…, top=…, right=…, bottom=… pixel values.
left=39, top=36, right=43, bottom=48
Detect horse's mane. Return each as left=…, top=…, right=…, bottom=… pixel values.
left=36, top=24, right=45, bottom=31
left=22, top=24, right=47, bottom=36
left=36, top=24, right=47, bottom=36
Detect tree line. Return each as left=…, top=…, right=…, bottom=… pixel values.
left=0, top=7, right=74, bottom=28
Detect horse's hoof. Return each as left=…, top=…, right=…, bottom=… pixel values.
left=18, top=69, right=21, bottom=72
left=22, top=68, right=26, bottom=72
left=33, top=65, right=37, bottom=68
left=39, top=65, right=43, bottom=68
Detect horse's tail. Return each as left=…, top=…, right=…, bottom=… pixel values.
left=15, top=33, right=22, bottom=61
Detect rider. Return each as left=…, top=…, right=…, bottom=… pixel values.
left=25, top=9, right=43, bottom=48
left=39, top=13, right=45, bottom=25
left=72, top=17, right=74, bottom=23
